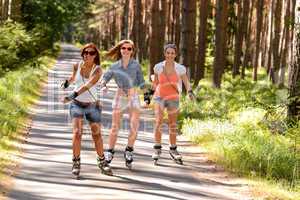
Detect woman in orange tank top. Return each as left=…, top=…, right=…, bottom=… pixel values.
left=151, top=43, right=195, bottom=165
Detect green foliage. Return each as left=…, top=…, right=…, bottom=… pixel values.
left=0, top=51, right=56, bottom=176
left=0, top=21, right=56, bottom=75
left=181, top=71, right=299, bottom=189
left=22, top=0, right=90, bottom=46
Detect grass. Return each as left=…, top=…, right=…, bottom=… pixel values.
left=0, top=46, right=59, bottom=195
left=180, top=69, right=300, bottom=199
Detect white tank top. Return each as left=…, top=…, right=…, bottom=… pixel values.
left=73, top=61, right=100, bottom=103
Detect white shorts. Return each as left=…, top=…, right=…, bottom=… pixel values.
left=112, top=94, right=141, bottom=110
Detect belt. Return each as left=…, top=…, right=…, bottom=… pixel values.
left=73, top=99, right=95, bottom=108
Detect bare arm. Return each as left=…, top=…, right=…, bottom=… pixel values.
left=181, top=74, right=192, bottom=92
left=76, top=67, right=102, bottom=95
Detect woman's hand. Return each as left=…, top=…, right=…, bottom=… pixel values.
left=62, top=91, right=78, bottom=103
left=188, top=90, right=196, bottom=101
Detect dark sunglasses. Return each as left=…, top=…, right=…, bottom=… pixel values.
left=83, top=50, right=96, bottom=56
left=121, top=47, right=133, bottom=51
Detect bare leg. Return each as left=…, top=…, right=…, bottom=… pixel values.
left=167, top=107, right=178, bottom=146
left=154, top=103, right=164, bottom=144
left=127, top=107, right=140, bottom=147
left=72, top=118, right=83, bottom=157
left=89, top=122, right=104, bottom=157
left=109, top=108, right=122, bottom=149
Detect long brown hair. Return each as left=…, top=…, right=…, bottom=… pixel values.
left=106, top=39, right=135, bottom=60
left=81, top=43, right=100, bottom=65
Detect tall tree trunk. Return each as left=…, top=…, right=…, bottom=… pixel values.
left=267, top=0, right=274, bottom=75
left=279, top=0, right=291, bottom=87
left=173, top=0, right=180, bottom=52
left=213, top=0, right=228, bottom=88
left=166, top=0, right=172, bottom=42
left=270, top=0, right=283, bottom=84
left=3, top=0, right=9, bottom=20
left=241, top=0, right=253, bottom=79
left=158, top=0, right=166, bottom=60
left=10, top=0, right=21, bottom=21
left=232, top=0, right=243, bottom=78
left=194, top=0, right=209, bottom=86
left=149, top=0, right=161, bottom=78
left=287, top=25, right=300, bottom=120
left=261, top=2, right=269, bottom=68
left=253, top=0, right=264, bottom=81
left=179, top=0, right=196, bottom=80
left=121, top=0, right=129, bottom=39
left=131, top=0, right=142, bottom=61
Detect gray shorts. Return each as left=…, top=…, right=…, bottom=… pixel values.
left=153, top=96, right=179, bottom=109
left=69, top=102, right=101, bottom=123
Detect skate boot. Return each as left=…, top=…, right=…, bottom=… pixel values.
left=104, top=149, right=115, bottom=164
left=169, top=145, right=183, bottom=165
left=152, top=144, right=162, bottom=165
left=72, top=156, right=81, bottom=179
left=97, top=156, right=113, bottom=176
left=124, top=146, right=134, bottom=170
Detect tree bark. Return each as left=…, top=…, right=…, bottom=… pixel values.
left=253, top=0, right=264, bottom=81
left=212, top=0, right=228, bottom=88
left=173, top=0, right=180, bottom=51
left=194, top=0, right=209, bottom=86
left=241, top=0, right=253, bottom=79
left=149, top=0, right=161, bottom=78
left=10, top=0, right=21, bottom=21
left=287, top=26, right=300, bottom=120
left=179, top=0, right=196, bottom=80
left=279, top=0, right=291, bottom=87
left=270, top=0, right=283, bottom=84
left=121, top=0, right=129, bottom=39
left=232, top=0, right=243, bottom=78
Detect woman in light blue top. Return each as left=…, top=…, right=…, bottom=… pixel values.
left=100, top=39, right=145, bottom=169
left=62, top=43, right=112, bottom=176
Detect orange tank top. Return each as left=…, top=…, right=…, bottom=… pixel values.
left=154, top=72, right=179, bottom=100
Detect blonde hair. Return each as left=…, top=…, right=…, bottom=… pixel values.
left=106, top=39, right=136, bottom=60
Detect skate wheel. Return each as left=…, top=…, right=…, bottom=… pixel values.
left=126, top=163, right=132, bottom=170
left=104, top=171, right=113, bottom=176
left=176, top=159, right=183, bottom=165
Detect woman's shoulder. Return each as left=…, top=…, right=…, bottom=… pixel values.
left=175, top=62, right=186, bottom=75
left=154, top=61, right=165, bottom=73
left=110, top=60, right=121, bottom=69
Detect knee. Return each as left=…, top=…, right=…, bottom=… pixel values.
left=92, top=133, right=101, bottom=141
left=168, top=122, right=177, bottom=131
left=73, top=128, right=82, bottom=139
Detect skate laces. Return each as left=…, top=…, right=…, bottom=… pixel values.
left=124, top=150, right=133, bottom=162
left=97, top=156, right=110, bottom=169
left=104, top=149, right=114, bottom=162
left=72, top=157, right=80, bottom=169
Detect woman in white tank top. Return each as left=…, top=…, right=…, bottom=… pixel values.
left=62, top=43, right=112, bottom=176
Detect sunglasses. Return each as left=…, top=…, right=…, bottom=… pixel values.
left=83, top=50, right=96, bottom=56
left=121, top=47, right=133, bottom=51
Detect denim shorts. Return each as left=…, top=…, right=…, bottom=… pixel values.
left=69, top=102, right=102, bottom=123
left=153, top=96, right=179, bottom=109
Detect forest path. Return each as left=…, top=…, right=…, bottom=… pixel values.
left=7, top=44, right=252, bottom=200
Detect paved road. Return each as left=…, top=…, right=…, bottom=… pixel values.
left=7, top=44, right=252, bottom=200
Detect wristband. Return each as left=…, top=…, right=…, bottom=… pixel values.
left=63, top=80, right=69, bottom=89
left=68, top=91, right=78, bottom=100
